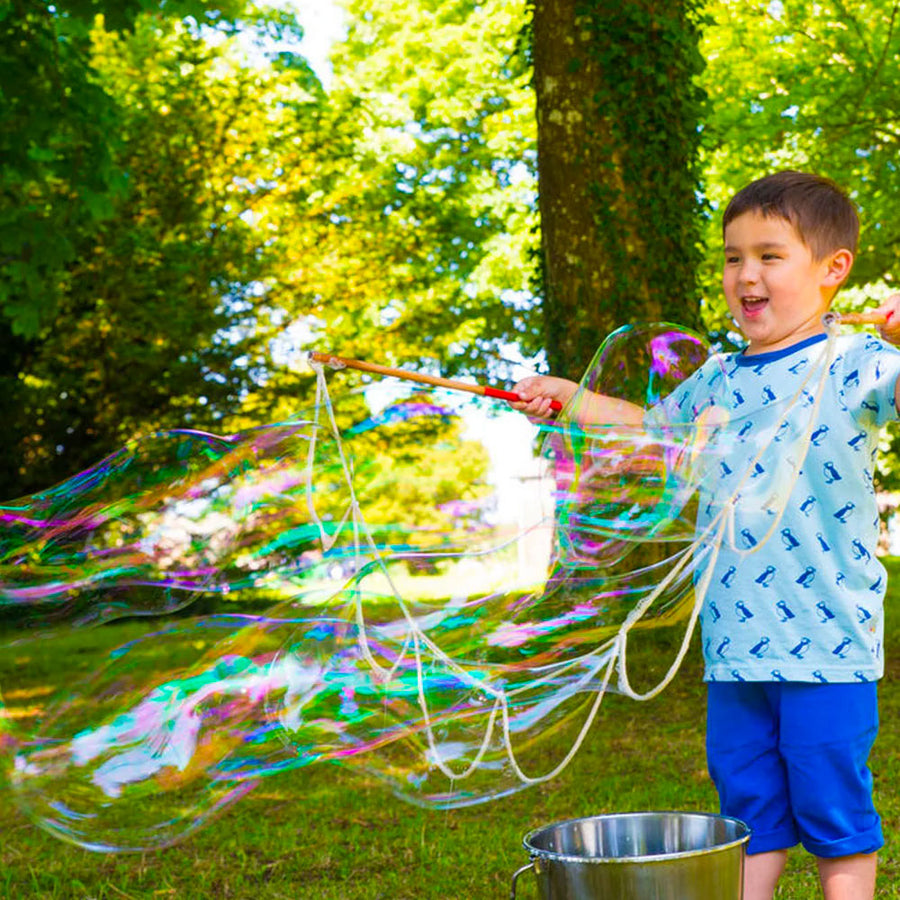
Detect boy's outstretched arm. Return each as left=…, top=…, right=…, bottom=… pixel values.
left=512, top=375, right=644, bottom=427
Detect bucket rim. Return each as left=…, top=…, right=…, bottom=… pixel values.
left=522, top=810, right=750, bottom=865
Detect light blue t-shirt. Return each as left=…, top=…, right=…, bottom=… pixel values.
left=653, top=331, right=900, bottom=683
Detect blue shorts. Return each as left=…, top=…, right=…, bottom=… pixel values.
left=706, top=682, right=883, bottom=858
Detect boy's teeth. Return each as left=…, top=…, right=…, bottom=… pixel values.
left=743, top=298, right=768, bottom=311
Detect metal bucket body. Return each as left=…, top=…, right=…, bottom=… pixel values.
left=516, top=811, right=749, bottom=900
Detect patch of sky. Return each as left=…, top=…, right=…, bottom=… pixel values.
left=270, top=315, right=326, bottom=369
left=422, top=166, right=461, bottom=185
left=266, top=0, right=346, bottom=88
left=195, top=1, right=344, bottom=85
left=233, top=176, right=279, bottom=193
left=395, top=162, right=419, bottom=193
left=380, top=304, right=403, bottom=327
left=507, top=161, right=535, bottom=184
left=502, top=289, right=539, bottom=312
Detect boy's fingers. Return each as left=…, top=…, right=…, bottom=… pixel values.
left=513, top=377, right=539, bottom=395
left=515, top=397, right=553, bottom=421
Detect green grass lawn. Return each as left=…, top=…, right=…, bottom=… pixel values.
left=3, top=564, right=900, bottom=899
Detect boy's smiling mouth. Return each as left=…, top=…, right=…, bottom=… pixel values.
left=741, top=296, right=769, bottom=316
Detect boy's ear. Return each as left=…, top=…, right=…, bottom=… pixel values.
left=822, top=249, right=854, bottom=287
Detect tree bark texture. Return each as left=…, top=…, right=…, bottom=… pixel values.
left=533, top=0, right=705, bottom=380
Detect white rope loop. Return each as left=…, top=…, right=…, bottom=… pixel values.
left=302, top=323, right=842, bottom=791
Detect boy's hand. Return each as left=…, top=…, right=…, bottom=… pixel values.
left=512, top=375, right=578, bottom=420
left=875, top=293, right=900, bottom=345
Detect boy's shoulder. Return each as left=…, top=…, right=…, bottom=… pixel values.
left=653, top=331, right=900, bottom=424
left=722, top=332, right=899, bottom=378
left=833, top=330, right=897, bottom=357
left=715, top=332, right=900, bottom=416
left=830, top=331, right=900, bottom=380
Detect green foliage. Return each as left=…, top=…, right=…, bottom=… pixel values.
left=0, top=0, right=509, bottom=536
left=0, top=1, right=124, bottom=337
left=0, top=10, right=317, bottom=496
left=315, top=0, right=541, bottom=380
left=574, top=0, right=709, bottom=294
left=0, top=0, right=248, bottom=338
left=224, top=0, right=544, bottom=437
left=700, top=0, right=900, bottom=329
left=699, top=1, right=900, bottom=485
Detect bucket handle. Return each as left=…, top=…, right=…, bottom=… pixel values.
left=509, top=861, right=533, bottom=899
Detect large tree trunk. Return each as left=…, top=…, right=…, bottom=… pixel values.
left=533, top=0, right=706, bottom=380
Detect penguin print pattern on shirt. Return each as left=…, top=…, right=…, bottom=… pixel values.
left=646, top=332, right=900, bottom=683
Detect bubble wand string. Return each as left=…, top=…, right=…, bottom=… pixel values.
left=304, top=356, right=643, bottom=783
left=308, top=350, right=563, bottom=411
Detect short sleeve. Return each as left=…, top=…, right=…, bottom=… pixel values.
left=838, top=334, right=900, bottom=426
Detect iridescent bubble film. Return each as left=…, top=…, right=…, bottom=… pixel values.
left=0, top=322, right=838, bottom=852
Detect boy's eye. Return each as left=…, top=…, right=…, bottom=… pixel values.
left=762, top=253, right=781, bottom=261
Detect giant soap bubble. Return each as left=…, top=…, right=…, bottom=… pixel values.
left=2, top=321, right=818, bottom=852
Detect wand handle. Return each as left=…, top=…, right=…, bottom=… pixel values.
left=825, top=310, right=889, bottom=326
left=308, top=352, right=563, bottom=412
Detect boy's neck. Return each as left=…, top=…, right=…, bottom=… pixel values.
left=742, top=304, right=833, bottom=357
left=743, top=328, right=828, bottom=356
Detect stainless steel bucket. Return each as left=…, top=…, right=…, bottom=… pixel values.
left=510, top=811, right=749, bottom=899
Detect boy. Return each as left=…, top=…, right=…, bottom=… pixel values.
left=514, top=171, right=900, bottom=900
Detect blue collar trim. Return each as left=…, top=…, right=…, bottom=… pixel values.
left=735, top=333, right=828, bottom=367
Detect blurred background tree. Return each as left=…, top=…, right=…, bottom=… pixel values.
left=700, top=0, right=900, bottom=326
left=532, top=0, right=707, bottom=379
left=6, top=0, right=900, bottom=498
left=1, top=0, right=265, bottom=494
left=0, top=0, right=535, bottom=498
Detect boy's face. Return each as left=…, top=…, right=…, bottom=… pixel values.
left=722, top=211, right=848, bottom=355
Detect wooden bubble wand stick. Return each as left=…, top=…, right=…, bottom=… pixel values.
left=823, top=310, right=889, bottom=326
left=308, top=351, right=563, bottom=411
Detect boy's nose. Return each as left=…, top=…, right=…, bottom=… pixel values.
left=738, top=263, right=759, bottom=284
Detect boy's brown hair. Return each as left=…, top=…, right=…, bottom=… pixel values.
left=723, top=170, right=859, bottom=260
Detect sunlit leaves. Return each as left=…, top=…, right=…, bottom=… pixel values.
left=304, top=0, right=541, bottom=378
left=701, top=0, right=900, bottom=319
left=1, top=7, right=318, bottom=495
